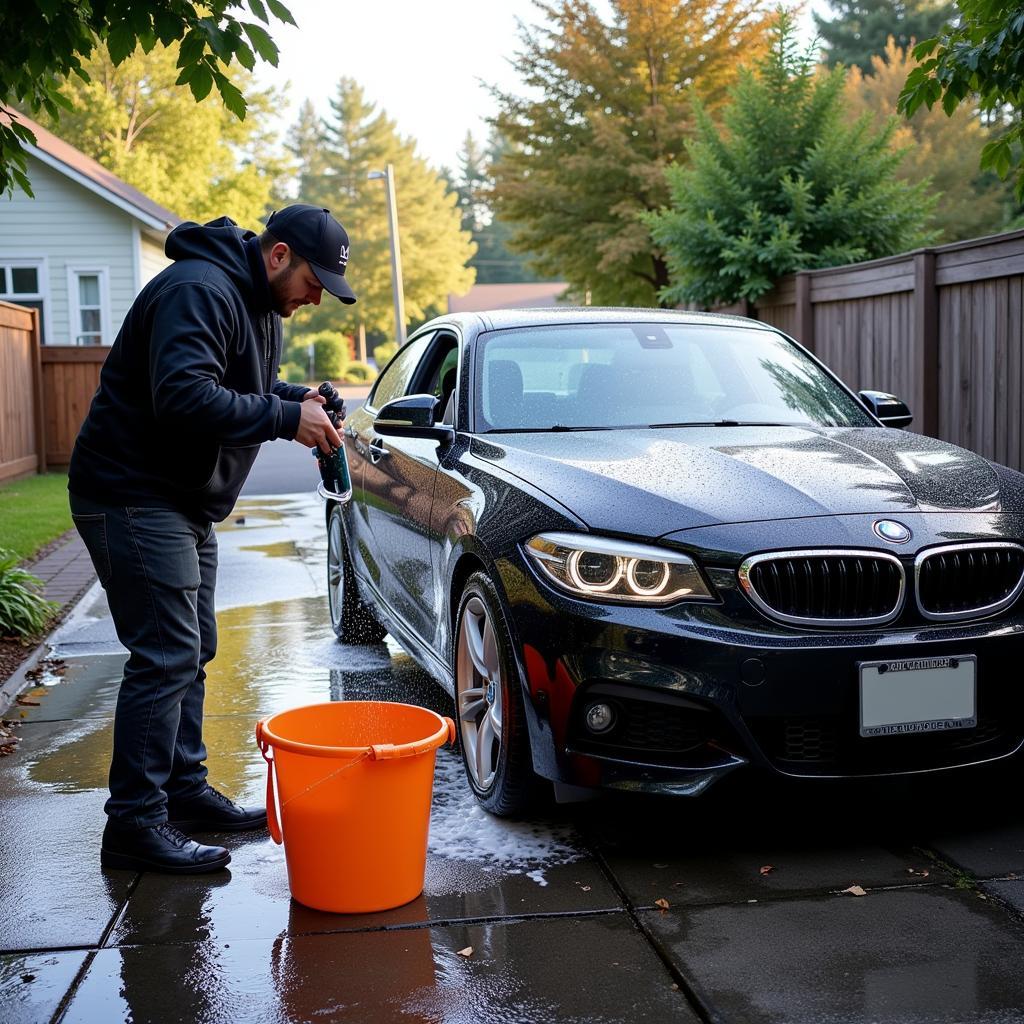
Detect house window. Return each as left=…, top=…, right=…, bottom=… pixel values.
left=67, top=267, right=111, bottom=346
left=0, top=260, right=47, bottom=343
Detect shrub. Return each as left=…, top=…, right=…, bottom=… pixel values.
left=0, top=550, right=58, bottom=639
left=373, top=340, right=398, bottom=367
left=279, top=361, right=307, bottom=384
left=341, top=361, right=375, bottom=383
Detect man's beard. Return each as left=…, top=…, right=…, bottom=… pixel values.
left=269, top=262, right=300, bottom=317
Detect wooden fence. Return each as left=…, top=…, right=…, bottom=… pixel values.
left=738, top=229, right=1024, bottom=472
left=39, top=346, right=105, bottom=465
left=0, top=300, right=106, bottom=475
left=0, top=301, right=44, bottom=482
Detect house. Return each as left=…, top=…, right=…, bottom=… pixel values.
left=0, top=112, right=181, bottom=347
left=447, top=281, right=568, bottom=313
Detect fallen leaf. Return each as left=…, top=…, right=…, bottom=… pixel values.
left=759, top=865, right=774, bottom=875
left=456, top=946, right=473, bottom=957
left=905, top=868, right=930, bottom=877
left=842, top=885, right=868, bottom=897
left=653, top=862, right=668, bottom=869
left=655, top=898, right=670, bottom=910
left=581, top=885, right=591, bottom=892
left=15, top=698, right=39, bottom=707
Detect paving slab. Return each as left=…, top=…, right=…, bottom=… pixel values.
left=927, top=822, right=1024, bottom=879
left=642, top=886, right=1024, bottom=1024
left=0, top=950, right=89, bottom=1024
left=64, top=913, right=695, bottom=1024
left=109, top=748, right=614, bottom=945
left=981, top=879, right=1024, bottom=916
left=0, top=718, right=130, bottom=951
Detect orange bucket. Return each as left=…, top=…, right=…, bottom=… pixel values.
left=256, top=701, right=455, bottom=913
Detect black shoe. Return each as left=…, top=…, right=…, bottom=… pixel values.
left=167, top=785, right=267, bottom=833
left=101, top=820, right=231, bottom=874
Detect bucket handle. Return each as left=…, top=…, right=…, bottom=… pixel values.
left=255, top=715, right=457, bottom=845
left=256, top=720, right=284, bottom=845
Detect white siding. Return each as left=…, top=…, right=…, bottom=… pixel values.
left=0, top=157, right=143, bottom=344
left=140, top=233, right=171, bottom=285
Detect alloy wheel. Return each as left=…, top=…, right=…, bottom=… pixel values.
left=327, top=511, right=344, bottom=633
left=456, top=595, right=504, bottom=791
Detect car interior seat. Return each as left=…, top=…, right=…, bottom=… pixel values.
left=485, top=359, right=525, bottom=428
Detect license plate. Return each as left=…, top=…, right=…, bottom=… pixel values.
left=859, top=655, right=976, bottom=737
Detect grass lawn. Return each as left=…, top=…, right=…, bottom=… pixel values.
left=0, top=472, right=72, bottom=562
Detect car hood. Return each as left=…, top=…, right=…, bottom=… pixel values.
left=470, top=426, right=1017, bottom=535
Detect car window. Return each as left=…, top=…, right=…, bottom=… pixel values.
left=473, top=323, right=874, bottom=432
left=368, top=333, right=433, bottom=409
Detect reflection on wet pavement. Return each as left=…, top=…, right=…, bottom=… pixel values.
left=5, top=491, right=1024, bottom=1022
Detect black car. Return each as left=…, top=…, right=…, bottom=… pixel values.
left=324, top=307, right=1024, bottom=815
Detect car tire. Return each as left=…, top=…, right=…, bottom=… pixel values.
left=454, top=571, right=536, bottom=816
left=327, top=503, right=387, bottom=644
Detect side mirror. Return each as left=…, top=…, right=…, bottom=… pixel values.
left=374, top=394, right=454, bottom=442
left=859, top=390, right=913, bottom=429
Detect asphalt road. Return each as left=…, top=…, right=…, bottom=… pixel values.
left=241, top=387, right=368, bottom=496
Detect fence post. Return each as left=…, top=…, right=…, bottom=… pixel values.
left=795, top=271, right=814, bottom=351
left=30, top=307, right=46, bottom=474
left=913, top=250, right=938, bottom=437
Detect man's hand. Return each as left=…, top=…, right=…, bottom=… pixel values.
left=295, top=399, right=342, bottom=452
left=302, top=388, right=323, bottom=404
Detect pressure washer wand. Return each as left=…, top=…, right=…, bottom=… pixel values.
left=313, top=381, right=352, bottom=503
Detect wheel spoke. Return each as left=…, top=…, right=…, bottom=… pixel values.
left=488, top=704, right=502, bottom=742
left=464, top=609, right=490, bottom=680
left=459, top=686, right=487, bottom=723
left=476, top=715, right=495, bottom=783
left=482, top=617, right=499, bottom=679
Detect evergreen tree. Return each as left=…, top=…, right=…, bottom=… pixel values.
left=286, top=79, right=475, bottom=339
left=845, top=38, right=1010, bottom=241
left=36, top=42, right=286, bottom=225
left=445, top=132, right=542, bottom=283
left=647, top=11, right=935, bottom=307
left=491, top=0, right=772, bottom=307
left=815, top=0, right=956, bottom=72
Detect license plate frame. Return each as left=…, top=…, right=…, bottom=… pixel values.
left=858, top=654, right=976, bottom=738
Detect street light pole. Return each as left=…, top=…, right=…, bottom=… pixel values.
left=367, top=163, right=406, bottom=346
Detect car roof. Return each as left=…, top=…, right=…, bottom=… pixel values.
left=426, top=306, right=778, bottom=337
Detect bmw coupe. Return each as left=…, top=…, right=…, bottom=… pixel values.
left=324, top=308, right=1024, bottom=814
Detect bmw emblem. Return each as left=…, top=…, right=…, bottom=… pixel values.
left=873, top=520, right=912, bottom=544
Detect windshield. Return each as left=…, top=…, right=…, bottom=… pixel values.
left=473, top=323, right=873, bottom=432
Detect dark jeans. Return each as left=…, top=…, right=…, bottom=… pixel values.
left=70, top=494, right=217, bottom=827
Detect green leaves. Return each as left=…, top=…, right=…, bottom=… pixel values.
left=2, top=0, right=296, bottom=195
left=0, top=550, right=57, bottom=639
left=898, top=0, right=1024, bottom=196
left=648, top=10, right=934, bottom=307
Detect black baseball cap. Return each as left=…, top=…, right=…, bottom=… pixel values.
left=265, top=204, right=356, bottom=304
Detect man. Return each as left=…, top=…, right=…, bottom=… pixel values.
left=68, top=205, right=355, bottom=874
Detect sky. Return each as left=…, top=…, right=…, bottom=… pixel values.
left=257, top=0, right=824, bottom=174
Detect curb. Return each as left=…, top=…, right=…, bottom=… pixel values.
left=0, top=578, right=101, bottom=718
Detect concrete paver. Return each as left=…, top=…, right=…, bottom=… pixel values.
left=642, top=887, right=1024, bottom=1023
left=63, top=915, right=694, bottom=1024
left=0, top=952, right=89, bottom=1023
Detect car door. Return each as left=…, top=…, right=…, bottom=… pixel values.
left=346, top=333, right=434, bottom=594
left=362, top=331, right=459, bottom=643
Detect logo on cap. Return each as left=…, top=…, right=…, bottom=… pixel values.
left=339, top=245, right=349, bottom=267
left=873, top=520, right=912, bottom=544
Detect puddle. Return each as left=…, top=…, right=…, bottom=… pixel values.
left=238, top=541, right=301, bottom=559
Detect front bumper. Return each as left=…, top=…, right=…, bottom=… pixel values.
left=497, top=550, right=1024, bottom=796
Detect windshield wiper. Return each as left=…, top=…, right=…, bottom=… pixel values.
left=483, top=424, right=618, bottom=434
left=648, top=420, right=795, bottom=428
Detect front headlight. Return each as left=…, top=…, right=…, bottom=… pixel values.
left=523, top=532, right=716, bottom=605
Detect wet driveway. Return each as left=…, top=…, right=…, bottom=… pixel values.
left=3, top=493, right=1024, bottom=1023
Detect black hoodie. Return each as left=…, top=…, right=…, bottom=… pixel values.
left=69, top=218, right=309, bottom=522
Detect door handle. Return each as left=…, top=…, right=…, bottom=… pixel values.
left=369, top=441, right=390, bottom=462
